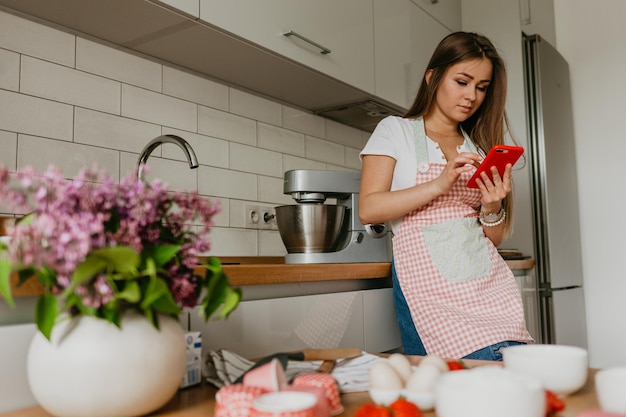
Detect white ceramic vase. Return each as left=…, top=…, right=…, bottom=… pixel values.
left=27, top=310, right=186, bottom=417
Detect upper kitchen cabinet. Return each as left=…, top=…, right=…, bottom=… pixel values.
left=374, top=0, right=451, bottom=109
left=152, top=0, right=200, bottom=19
left=410, top=0, right=462, bottom=32
left=198, top=0, right=376, bottom=95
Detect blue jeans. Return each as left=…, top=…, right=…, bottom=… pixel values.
left=391, top=259, right=526, bottom=360
left=391, top=259, right=427, bottom=355
left=461, top=340, right=527, bottom=361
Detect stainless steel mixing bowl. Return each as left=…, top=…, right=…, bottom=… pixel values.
left=275, top=204, right=346, bottom=253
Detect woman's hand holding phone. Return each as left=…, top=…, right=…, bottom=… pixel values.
left=466, top=145, right=524, bottom=188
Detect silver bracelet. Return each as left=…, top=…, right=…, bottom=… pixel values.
left=479, top=207, right=506, bottom=227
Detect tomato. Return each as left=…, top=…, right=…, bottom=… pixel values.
left=354, top=403, right=392, bottom=417
left=389, top=398, right=423, bottom=417
left=545, top=389, right=565, bottom=415
left=446, top=360, right=466, bottom=371
left=354, top=399, right=423, bottom=417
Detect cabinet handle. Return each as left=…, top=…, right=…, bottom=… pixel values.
left=282, top=30, right=331, bottom=55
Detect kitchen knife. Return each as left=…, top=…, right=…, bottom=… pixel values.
left=233, top=348, right=361, bottom=384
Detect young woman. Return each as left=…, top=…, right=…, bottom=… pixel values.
left=359, top=32, right=533, bottom=360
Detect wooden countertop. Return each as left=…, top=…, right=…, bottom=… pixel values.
left=6, top=256, right=535, bottom=297
left=1, top=359, right=598, bottom=417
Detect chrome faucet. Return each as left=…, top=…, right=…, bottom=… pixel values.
left=136, top=134, right=199, bottom=180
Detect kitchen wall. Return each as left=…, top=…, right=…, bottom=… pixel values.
left=0, top=9, right=369, bottom=411
left=552, top=0, right=626, bottom=369
left=0, top=8, right=367, bottom=259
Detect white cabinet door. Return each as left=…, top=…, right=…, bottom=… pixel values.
left=190, top=291, right=365, bottom=360
left=374, top=0, right=450, bottom=109
left=199, top=0, right=375, bottom=94
left=150, top=0, right=200, bottom=18
left=410, top=0, right=461, bottom=31
left=363, top=288, right=402, bottom=353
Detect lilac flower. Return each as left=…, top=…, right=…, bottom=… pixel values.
left=0, top=163, right=232, bottom=332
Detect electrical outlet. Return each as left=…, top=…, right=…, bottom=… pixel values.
left=244, top=204, right=276, bottom=229
left=258, top=206, right=276, bottom=230
left=244, top=204, right=261, bottom=229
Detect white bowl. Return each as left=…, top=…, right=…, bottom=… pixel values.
left=595, top=366, right=626, bottom=413
left=435, top=366, right=545, bottom=417
left=502, top=344, right=588, bottom=396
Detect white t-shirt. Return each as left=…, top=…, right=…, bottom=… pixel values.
left=359, top=116, right=473, bottom=234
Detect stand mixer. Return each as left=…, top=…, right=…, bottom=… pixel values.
left=276, top=169, right=391, bottom=264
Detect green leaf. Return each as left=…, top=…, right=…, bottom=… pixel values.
left=205, top=257, right=223, bottom=275
left=0, top=259, right=15, bottom=308
left=18, top=213, right=34, bottom=226
left=151, top=294, right=181, bottom=316
left=143, top=245, right=181, bottom=268
left=116, top=280, right=141, bottom=303
left=201, top=270, right=229, bottom=319
left=140, top=276, right=170, bottom=309
left=32, top=267, right=55, bottom=288
left=68, top=256, right=107, bottom=289
left=35, top=294, right=58, bottom=340
left=63, top=293, right=97, bottom=317
left=90, top=246, right=141, bottom=274
left=101, top=302, right=121, bottom=327
left=216, top=287, right=242, bottom=319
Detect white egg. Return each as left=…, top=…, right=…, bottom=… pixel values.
left=369, top=361, right=405, bottom=390
left=406, top=363, right=443, bottom=393
left=418, top=355, right=448, bottom=373
left=387, top=353, right=413, bottom=383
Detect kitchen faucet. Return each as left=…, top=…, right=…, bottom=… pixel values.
left=136, top=134, right=199, bottom=180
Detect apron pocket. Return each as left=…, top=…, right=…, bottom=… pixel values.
left=422, top=218, right=491, bottom=282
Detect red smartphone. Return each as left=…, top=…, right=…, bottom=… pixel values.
left=466, top=145, right=524, bottom=188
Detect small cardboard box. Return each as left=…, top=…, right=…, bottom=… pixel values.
left=180, top=332, right=202, bottom=388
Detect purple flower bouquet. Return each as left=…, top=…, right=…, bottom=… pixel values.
left=0, top=165, right=241, bottom=339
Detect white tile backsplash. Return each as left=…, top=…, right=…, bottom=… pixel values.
left=163, top=66, right=228, bottom=111
left=17, top=134, right=120, bottom=180
left=198, top=166, right=257, bottom=201
left=136, top=154, right=198, bottom=192
left=230, top=88, right=282, bottom=127
left=0, top=89, right=73, bottom=141
left=230, top=143, right=282, bottom=177
left=198, top=106, right=256, bottom=145
left=345, top=147, right=362, bottom=170
left=258, top=175, right=293, bottom=206
left=305, top=135, right=345, bottom=166
left=259, top=230, right=287, bottom=256
left=0, top=11, right=75, bottom=67
left=207, top=227, right=258, bottom=256
left=326, top=119, right=364, bottom=149
left=282, top=106, right=325, bottom=137
left=122, top=84, right=197, bottom=131
left=162, top=128, right=229, bottom=169
left=20, top=56, right=121, bottom=115
left=257, top=122, right=305, bottom=157
left=0, top=8, right=366, bottom=259
left=282, top=154, right=326, bottom=172
left=0, top=131, right=17, bottom=170
left=77, top=37, right=162, bottom=93
left=0, top=48, right=19, bottom=91
left=74, top=107, right=162, bottom=153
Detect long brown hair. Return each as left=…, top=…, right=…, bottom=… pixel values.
left=405, top=31, right=517, bottom=236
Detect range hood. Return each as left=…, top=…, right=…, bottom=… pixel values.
left=0, top=0, right=406, bottom=132
left=314, top=100, right=404, bottom=132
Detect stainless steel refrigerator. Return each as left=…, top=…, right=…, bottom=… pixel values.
left=522, top=34, right=588, bottom=348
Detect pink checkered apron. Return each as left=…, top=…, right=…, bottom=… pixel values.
left=392, top=119, right=532, bottom=358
